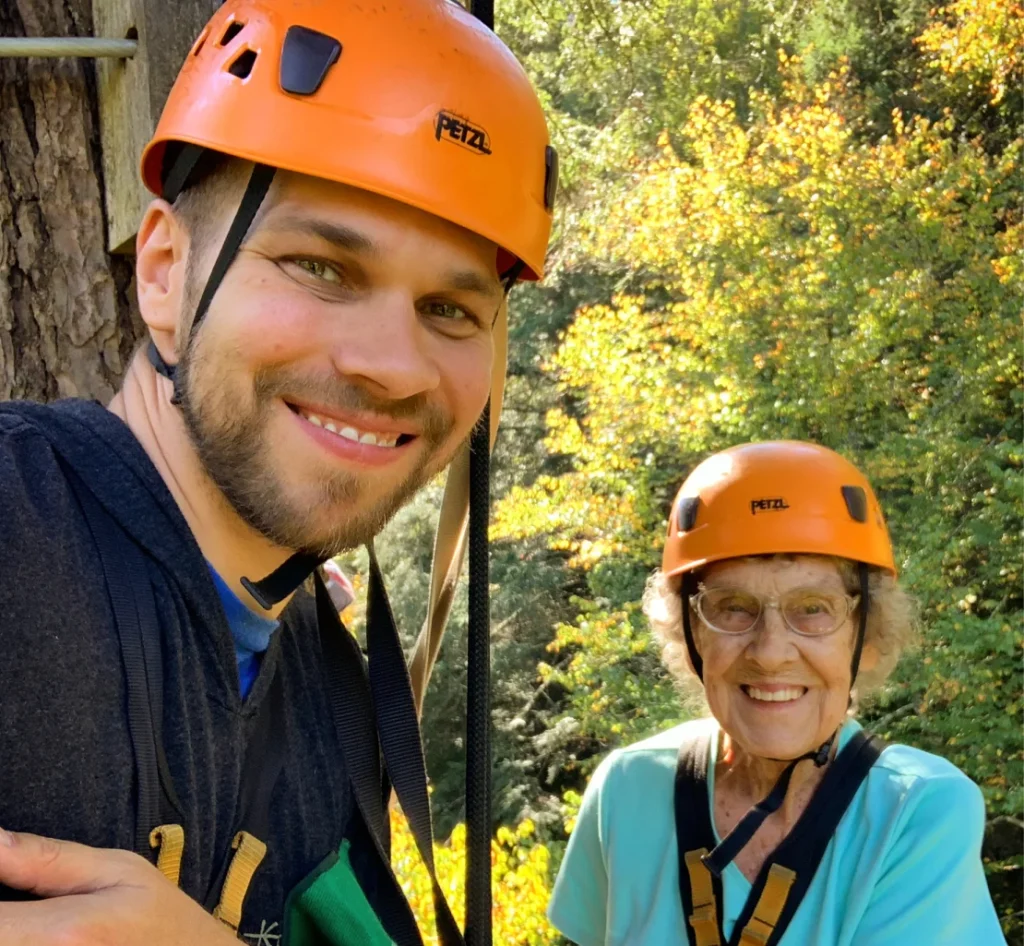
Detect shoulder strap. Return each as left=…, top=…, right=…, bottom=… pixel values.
left=363, top=551, right=466, bottom=946
left=675, top=728, right=724, bottom=946
left=728, top=729, right=885, bottom=946
left=316, top=571, right=468, bottom=946
left=314, top=575, right=424, bottom=946
left=58, top=460, right=182, bottom=855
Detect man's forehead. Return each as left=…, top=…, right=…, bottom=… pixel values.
left=259, top=171, right=503, bottom=281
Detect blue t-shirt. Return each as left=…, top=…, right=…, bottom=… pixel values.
left=207, top=565, right=279, bottom=699
left=548, top=717, right=1005, bottom=946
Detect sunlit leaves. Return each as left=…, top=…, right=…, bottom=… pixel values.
left=391, top=810, right=559, bottom=946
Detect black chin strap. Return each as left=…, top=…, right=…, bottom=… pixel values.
left=153, top=153, right=314, bottom=606
left=240, top=552, right=324, bottom=610
left=148, top=160, right=277, bottom=405
left=680, top=572, right=703, bottom=681
left=685, top=561, right=872, bottom=878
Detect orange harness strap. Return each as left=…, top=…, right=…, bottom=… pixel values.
left=684, top=849, right=723, bottom=946
left=212, top=831, right=268, bottom=932
left=148, top=824, right=186, bottom=888
left=736, top=864, right=796, bottom=946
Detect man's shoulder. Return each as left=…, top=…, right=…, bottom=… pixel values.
left=0, top=399, right=99, bottom=483
left=0, top=401, right=104, bottom=598
left=0, top=400, right=55, bottom=450
left=0, top=402, right=74, bottom=520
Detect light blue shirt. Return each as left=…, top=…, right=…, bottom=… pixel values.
left=549, top=718, right=1005, bottom=946
left=207, top=564, right=279, bottom=699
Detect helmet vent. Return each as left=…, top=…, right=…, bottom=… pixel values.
left=219, top=21, right=246, bottom=46
left=227, top=48, right=258, bottom=80
left=544, top=145, right=559, bottom=211
left=191, top=26, right=210, bottom=57
left=280, top=25, right=343, bottom=96
left=841, top=485, right=868, bottom=523
left=677, top=495, right=700, bottom=531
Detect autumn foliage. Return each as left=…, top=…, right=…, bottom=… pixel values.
left=372, top=0, right=1024, bottom=938
left=391, top=810, right=559, bottom=946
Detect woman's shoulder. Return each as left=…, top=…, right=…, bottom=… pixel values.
left=864, top=736, right=986, bottom=832
left=872, top=738, right=979, bottom=791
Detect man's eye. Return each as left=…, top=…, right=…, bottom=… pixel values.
left=424, top=301, right=470, bottom=322
left=292, top=258, right=343, bottom=284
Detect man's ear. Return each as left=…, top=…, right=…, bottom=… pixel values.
left=136, top=199, right=191, bottom=367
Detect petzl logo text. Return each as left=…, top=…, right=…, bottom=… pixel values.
left=750, top=498, right=790, bottom=515
left=435, top=111, right=492, bottom=155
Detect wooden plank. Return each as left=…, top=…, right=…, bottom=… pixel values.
left=92, top=0, right=220, bottom=253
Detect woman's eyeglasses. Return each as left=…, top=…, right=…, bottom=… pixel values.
left=689, top=585, right=860, bottom=637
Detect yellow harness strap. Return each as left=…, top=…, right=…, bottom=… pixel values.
left=684, top=849, right=723, bottom=946
left=212, top=831, right=268, bottom=932
left=148, top=824, right=185, bottom=887
left=737, top=864, right=797, bottom=946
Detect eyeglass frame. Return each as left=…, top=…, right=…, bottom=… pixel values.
left=687, top=583, right=861, bottom=638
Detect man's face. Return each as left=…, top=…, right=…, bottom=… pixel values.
left=176, top=171, right=501, bottom=557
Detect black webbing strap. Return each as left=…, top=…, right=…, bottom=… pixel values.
left=314, top=574, right=431, bottom=946
left=681, top=572, right=704, bottom=681
left=58, top=461, right=182, bottom=855
left=849, top=562, right=870, bottom=686
left=241, top=551, right=323, bottom=611
left=161, top=142, right=206, bottom=204
left=727, top=729, right=884, bottom=945
left=465, top=0, right=499, bottom=933
left=465, top=405, right=493, bottom=946
left=675, top=729, right=723, bottom=946
left=701, top=760, right=800, bottom=879
left=363, top=550, right=465, bottom=944
left=675, top=728, right=884, bottom=946
left=362, top=554, right=466, bottom=946
left=150, top=162, right=276, bottom=398
left=190, top=162, right=275, bottom=340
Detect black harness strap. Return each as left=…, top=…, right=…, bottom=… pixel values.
left=314, top=574, right=433, bottom=946
left=675, top=728, right=885, bottom=946
left=59, top=460, right=182, bottom=855
left=675, top=729, right=723, bottom=943
left=728, top=729, right=884, bottom=944
left=54, top=445, right=424, bottom=939
left=363, top=551, right=466, bottom=946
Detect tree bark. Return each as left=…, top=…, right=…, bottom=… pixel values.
left=0, top=0, right=142, bottom=405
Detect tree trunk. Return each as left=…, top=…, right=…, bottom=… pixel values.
left=0, top=0, right=142, bottom=405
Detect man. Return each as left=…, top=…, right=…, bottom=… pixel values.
left=0, top=1, right=554, bottom=943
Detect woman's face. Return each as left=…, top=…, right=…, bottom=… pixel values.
left=695, top=555, right=877, bottom=761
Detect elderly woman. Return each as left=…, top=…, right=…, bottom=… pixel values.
left=548, top=442, right=1004, bottom=946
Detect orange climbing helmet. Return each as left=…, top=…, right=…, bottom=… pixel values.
left=662, top=441, right=897, bottom=577
left=141, top=0, right=556, bottom=279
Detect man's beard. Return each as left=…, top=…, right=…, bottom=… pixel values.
left=176, top=330, right=457, bottom=558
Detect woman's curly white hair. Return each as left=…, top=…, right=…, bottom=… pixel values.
left=643, top=555, right=918, bottom=703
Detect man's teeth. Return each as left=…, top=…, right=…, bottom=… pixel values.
left=300, top=411, right=400, bottom=448
left=745, top=686, right=805, bottom=703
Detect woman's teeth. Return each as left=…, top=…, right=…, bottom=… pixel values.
left=744, top=686, right=805, bottom=703
left=300, top=410, right=400, bottom=448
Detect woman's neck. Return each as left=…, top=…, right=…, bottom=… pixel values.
left=716, top=728, right=836, bottom=826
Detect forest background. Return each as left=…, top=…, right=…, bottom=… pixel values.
left=347, top=0, right=1023, bottom=941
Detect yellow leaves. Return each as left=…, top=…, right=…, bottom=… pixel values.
left=916, top=0, right=1024, bottom=104
left=390, top=809, right=559, bottom=946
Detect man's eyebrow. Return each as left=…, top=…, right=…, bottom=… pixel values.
left=260, top=215, right=381, bottom=258
left=443, top=268, right=503, bottom=301
left=260, top=213, right=501, bottom=299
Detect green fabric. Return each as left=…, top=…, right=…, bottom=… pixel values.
left=285, top=841, right=397, bottom=946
